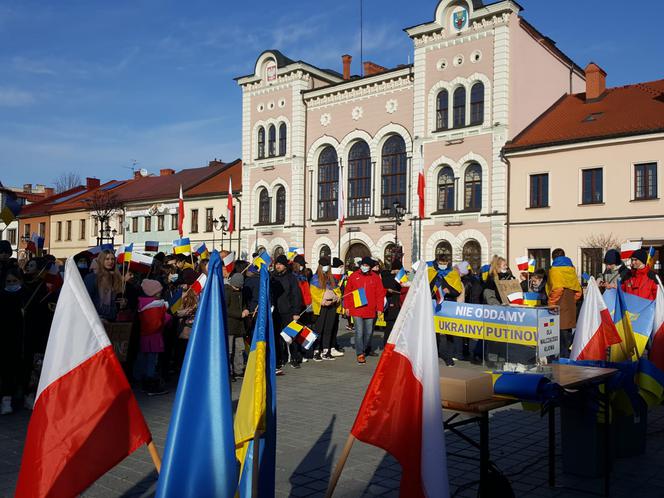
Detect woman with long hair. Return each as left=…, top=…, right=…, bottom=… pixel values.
left=309, top=257, right=341, bottom=361
left=84, top=249, right=124, bottom=321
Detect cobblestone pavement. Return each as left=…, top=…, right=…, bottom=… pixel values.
left=2, top=329, right=664, bottom=497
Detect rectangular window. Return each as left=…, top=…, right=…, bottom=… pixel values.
left=80, top=219, right=86, bottom=240
left=24, top=223, right=31, bottom=238
left=7, top=228, right=17, bottom=245
left=582, top=168, right=603, bottom=204
left=66, top=220, right=72, bottom=241
left=529, top=173, right=549, bottom=208
left=191, top=209, right=199, bottom=233
left=38, top=222, right=46, bottom=238
left=205, top=208, right=213, bottom=232
left=56, top=221, right=62, bottom=241
left=171, top=213, right=178, bottom=231
left=157, top=215, right=164, bottom=231
left=634, top=162, right=657, bottom=200
left=144, top=216, right=151, bottom=232
left=132, top=217, right=138, bottom=233
left=92, top=217, right=99, bottom=237
left=117, top=214, right=124, bottom=235
left=581, top=248, right=603, bottom=278
left=528, top=248, right=551, bottom=270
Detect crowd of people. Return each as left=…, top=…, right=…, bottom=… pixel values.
left=0, top=236, right=660, bottom=416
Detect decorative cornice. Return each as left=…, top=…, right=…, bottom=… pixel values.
left=413, top=13, right=510, bottom=48
left=305, top=76, right=413, bottom=109
left=244, top=70, right=312, bottom=96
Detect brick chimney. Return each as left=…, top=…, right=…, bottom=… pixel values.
left=342, top=54, right=352, bottom=80
left=585, top=62, right=607, bottom=101
left=134, top=170, right=142, bottom=179
left=23, top=183, right=32, bottom=193
left=44, top=187, right=55, bottom=197
left=160, top=168, right=175, bottom=176
left=86, top=177, right=101, bottom=189
left=363, top=61, right=387, bottom=77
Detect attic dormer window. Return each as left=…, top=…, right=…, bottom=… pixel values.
left=265, top=60, right=277, bottom=83
left=583, top=112, right=603, bottom=122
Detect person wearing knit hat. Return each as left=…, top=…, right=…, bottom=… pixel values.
left=275, top=254, right=289, bottom=267
left=597, top=248, right=630, bottom=292
left=141, top=279, right=163, bottom=297
left=272, top=253, right=303, bottom=372
left=622, top=248, right=658, bottom=300
left=332, top=257, right=344, bottom=268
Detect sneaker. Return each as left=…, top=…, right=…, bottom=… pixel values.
left=1, top=396, right=12, bottom=415
left=323, top=352, right=335, bottom=361
left=301, top=357, right=309, bottom=363
left=313, top=352, right=323, bottom=362
left=290, top=360, right=301, bottom=369
left=357, top=354, right=366, bottom=364
left=330, top=348, right=345, bottom=357
left=24, top=393, right=35, bottom=411
left=276, top=368, right=285, bottom=376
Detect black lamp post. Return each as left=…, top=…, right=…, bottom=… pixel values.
left=97, top=218, right=117, bottom=247
left=382, top=201, right=406, bottom=247
left=212, top=214, right=228, bottom=251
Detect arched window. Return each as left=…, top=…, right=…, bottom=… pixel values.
left=273, top=245, right=284, bottom=260
left=470, top=82, right=484, bottom=126
left=279, top=123, right=287, bottom=156
left=436, top=90, right=449, bottom=130
left=462, top=240, right=482, bottom=273
left=381, top=135, right=407, bottom=212
left=258, top=188, right=270, bottom=224
left=437, top=166, right=455, bottom=212
left=257, top=127, right=265, bottom=159
left=268, top=125, right=276, bottom=157
left=319, top=245, right=331, bottom=260
left=345, top=242, right=371, bottom=269
left=347, top=141, right=372, bottom=218
left=464, top=163, right=482, bottom=211
left=435, top=240, right=453, bottom=262
left=275, top=186, right=286, bottom=224
left=453, top=87, right=466, bottom=128
left=317, top=146, right=339, bottom=220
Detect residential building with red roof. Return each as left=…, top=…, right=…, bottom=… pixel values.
left=504, top=64, right=664, bottom=279
left=1, top=183, right=56, bottom=256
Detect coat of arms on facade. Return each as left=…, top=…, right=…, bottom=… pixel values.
left=452, top=8, right=468, bottom=31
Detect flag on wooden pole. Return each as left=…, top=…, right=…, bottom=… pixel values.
left=178, top=185, right=185, bottom=238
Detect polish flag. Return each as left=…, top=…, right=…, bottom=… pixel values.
left=570, top=277, right=622, bottom=361
left=191, top=273, right=207, bottom=295
left=515, top=256, right=529, bottom=272
left=222, top=250, right=236, bottom=274
left=15, top=258, right=151, bottom=498
left=507, top=291, right=524, bottom=305
left=351, top=261, right=449, bottom=497
left=128, top=251, right=154, bottom=274
left=417, top=160, right=425, bottom=219
left=227, top=177, right=234, bottom=234
left=649, top=278, right=664, bottom=372
left=178, top=185, right=185, bottom=238
left=620, top=241, right=642, bottom=260
left=338, top=163, right=345, bottom=228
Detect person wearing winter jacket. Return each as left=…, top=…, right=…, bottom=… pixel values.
left=622, top=248, right=658, bottom=300
left=309, top=257, right=341, bottom=361
left=225, top=273, right=246, bottom=380
left=343, top=256, right=385, bottom=364
left=271, top=255, right=303, bottom=371
left=597, top=248, right=630, bottom=292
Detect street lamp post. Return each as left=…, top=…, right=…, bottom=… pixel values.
left=96, top=217, right=117, bottom=247
left=382, top=200, right=406, bottom=265
left=212, top=214, right=228, bottom=251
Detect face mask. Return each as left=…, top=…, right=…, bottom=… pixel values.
left=5, top=284, right=21, bottom=292
left=169, top=274, right=179, bottom=283
left=77, top=262, right=88, bottom=269
left=322, top=266, right=330, bottom=273
left=500, top=268, right=508, bottom=274
left=361, top=265, right=370, bottom=274
left=438, top=263, right=447, bottom=270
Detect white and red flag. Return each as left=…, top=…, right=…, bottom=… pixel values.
left=649, top=278, right=664, bottom=371
left=515, top=256, right=529, bottom=272
left=128, top=251, right=154, bottom=274
left=338, top=163, right=345, bottom=228
left=507, top=291, right=524, bottom=305
left=191, top=272, right=207, bottom=295
left=15, top=258, right=151, bottom=498
left=570, top=277, right=622, bottom=361
left=351, top=260, right=449, bottom=497
left=222, top=250, right=236, bottom=274
left=417, top=159, right=425, bottom=219
left=178, top=184, right=185, bottom=238
left=227, top=177, right=234, bottom=234
left=620, top=241, right=642, bottom=260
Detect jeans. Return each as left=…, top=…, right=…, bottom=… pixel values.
left=354, top=317, right=374, bottom=356
left=133, top=352, right=158, bottom=381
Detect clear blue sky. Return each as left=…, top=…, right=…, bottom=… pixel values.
left=1, top=0, right=662, bottom=187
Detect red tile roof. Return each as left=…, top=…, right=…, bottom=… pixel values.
left=504, top=78, right=664, bottom=152
left=185, top=159, right=242, bottom=198
left=19, top=186, right=87, bottom=217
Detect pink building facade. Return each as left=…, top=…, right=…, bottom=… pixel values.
left=236, top=0, right=585, bottom=269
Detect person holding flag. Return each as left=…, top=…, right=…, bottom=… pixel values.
left=546, top=248, right=582, bottom=358
left=343, top=256, right=385, bottom=364
left=622, top=248, right=658, bottom=300
left=271, top=254, right=303, bottom=372
left=597, top=248, right=629, bottom=292
left=309, top=256, right=341, bottom=361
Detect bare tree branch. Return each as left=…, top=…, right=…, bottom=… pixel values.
left=581, top=233, right=624, bottom=253
left=84, top=191, right=123, bottom=234
left=53, top=172, right=82, bottom=193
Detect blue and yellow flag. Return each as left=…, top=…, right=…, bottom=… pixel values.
left=173, top=237, right=191, bottom=255
left=0, top=191, right=21, bottom=225
left=523, top=292, right=544, bottom=307
left=605, top=286, right=639, bottom=362
left=546, top=256, right=582, bottom=294
left=637, top=357, right=664, bottom=408
left=480, top=264, right=490, bottom=283
left=169, top=288, right=183, bottom=314
left=254, top=251, right=272, bottom=269
left=156, top=251, right=237, bottom=497
left=235, top=265, right=276, bottom=497
left=443, top=268, right=464, bottom=294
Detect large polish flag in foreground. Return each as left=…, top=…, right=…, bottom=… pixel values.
left=650, top=278, right=664, bottom=371
left=351, top=261, right=449, bottom=498
left=16, top=258, right=151, bottom=498
left=570, top=277, right=622, bottom=361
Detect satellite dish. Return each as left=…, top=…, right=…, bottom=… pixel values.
left=139, top=168, right=149, bottom=177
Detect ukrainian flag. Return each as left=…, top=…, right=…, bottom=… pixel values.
left=234, top=265, right=276, bottom=497
left=173, top=237, right=192, bottom=255
left=124, top=242, right=134, bottom=263
left=0, top=193, right=21, bottom=225
left=443, top=268, right=464, bottom=294
left=254, top=251, right=272, bottom=269
left=480, top=264, right=490, bottom=283
left=395, top=267, right=408, bottom=284
left=622, top=291, right=656, bottom=356
left=352, top=288, right=368, bottom=307
left=426, top=261, right=438, bottom=284
left=169, top=288, right=183, bottom=314
left=637, top=357, right=664, bottom=408
left=646, top=246, right=656, bottom=268
left=546, top=256, right=582, bottom=294
left=523, top=292, right=544, bottom=307
left=605, top=287, right=639, bottom=362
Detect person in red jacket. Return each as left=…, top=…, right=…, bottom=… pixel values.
left=622, top=249, right=658, bottom=300
left=343, top=256, right=385, bottom=364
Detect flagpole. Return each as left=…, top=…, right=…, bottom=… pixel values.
left=325, top=434, right=356, bottom=498
left=147, top=441, right=162, bottom=474
left=251, top=430, right=263, bottom=497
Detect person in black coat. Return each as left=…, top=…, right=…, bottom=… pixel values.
left=1, top=267, right=27, bottom=415
left=381, top=263, right=403, bottom=346
left=271, top=255, right=303, bottom=371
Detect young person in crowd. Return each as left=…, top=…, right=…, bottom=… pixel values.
left=597, top=249, right=630, bottom=292
left=309, top=256, right=341, bottom=361
left=225, top=273, right=247, bottom=381
left=84, top=249, right=124, bottom=321
left=546, top=248, right=582, bottom=358
left=0, top=268, right=26, bottom=415
left=381, top=260, right=403, bottom=346
left=271, top=255, right=303, bottom=372
left=622, top=248, right=658, bottom=300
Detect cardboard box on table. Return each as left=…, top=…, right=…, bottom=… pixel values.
left=440, top=368, right=493, bottom=404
